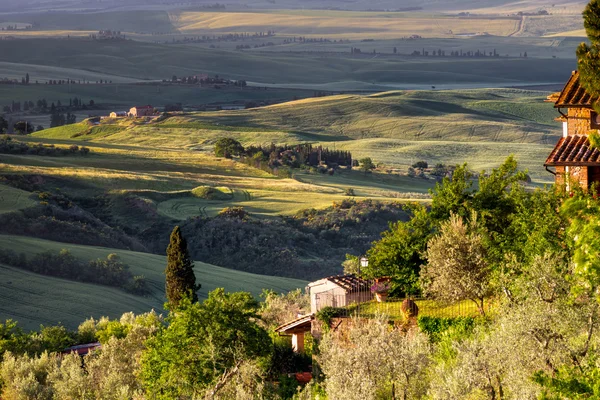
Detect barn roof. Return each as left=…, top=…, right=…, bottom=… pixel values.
left=554, top=71, right=600, bottom=108
left=545, top=135, right=600, bottom=166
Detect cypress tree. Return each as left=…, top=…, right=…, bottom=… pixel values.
left=577, top=0, right=600, bottom=107
left=165, top=226, right=200, bottom=307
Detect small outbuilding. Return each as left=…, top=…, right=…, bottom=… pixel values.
left=275, top=314, right=314, bottom=353
left=110, top=111, right=127, bottom=118
left=129, top=105, right=154, bottom=118
left=307, top=274, right=371, bottom=314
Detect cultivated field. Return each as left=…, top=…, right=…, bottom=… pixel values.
left=0, top=37, right=577, bottom=94
left=0, top=235, right=307, bottom=330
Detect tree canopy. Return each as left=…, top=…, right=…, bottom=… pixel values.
left=165, top=226, right=200, bottom=308
left=140, top=290, right=271, bottom=399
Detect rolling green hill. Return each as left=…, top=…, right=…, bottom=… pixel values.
left=34, top=88, right=561, bottom=181
left=0, top=235, right=306, bottom=330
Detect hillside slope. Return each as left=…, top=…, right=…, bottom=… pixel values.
left=0, top=235, right=306, bottom=330
left=34, top=88, right=561, bottom=181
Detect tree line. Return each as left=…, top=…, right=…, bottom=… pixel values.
left=214, top=138, right=353, bottom=168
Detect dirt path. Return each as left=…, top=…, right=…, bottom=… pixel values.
left=508, top=15, right=527, bottom=37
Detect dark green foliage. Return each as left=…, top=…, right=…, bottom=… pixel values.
left=214, top=137, right=244, bottom=158
left=278, top=374, right=303, bottom=400
left=165, top=226, right=200, bottom=307
left=143, top=200, right=408, bottom=280
left=359, top=157, right=375, bottom=173
left=0, top=248, right=149, bottom=295
left=0, top=136, right=90, bottom=156
left=417, top=316, right=475, bottom=343
left=315, top=306, right=345, bottom=329
left=0, top=320, right=78, bottom=357
left=268, top=336, right=312, bottom=378
left=363, top=204, right=431, bottom=295
left=243, top=143, right=353, bottom=168
left=13, top=121, right=34, bottom=135
left=217, top=206, right=248, bottom=220
left=585, top=0, right=600, bottom=42
left=0, top=198, right=145, bottom=252
left=578, top=1, right=600, bottom=107
left=141, top=290, right=271, bottom=399
left=363, top=157, right=528, bottom=293
left=412, top=161, right=428, bottom=169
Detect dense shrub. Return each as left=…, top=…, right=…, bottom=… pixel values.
left=0, top=204, right=146, bottom=252
left=140, top=200, right=408, bottom=280
left=417, top=316, right=475, bottom=343
left=0, top=135, right=90, bottom=156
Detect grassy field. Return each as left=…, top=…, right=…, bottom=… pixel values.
left=355, top=298, right=484, bottom=321
left=0, top=183, right=36, bottom=213
left=173, top=10, right=520, bottom=39
left=1, top=135, right=435, bottom=222
left=30, top=88, right=560, bottom=182
left=0, top=235, right=307, bottom=330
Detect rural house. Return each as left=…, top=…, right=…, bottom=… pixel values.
left=545, top=71, right=600, bottom=192
left=307, top=274, right=371, bottom=314
left=275, top=274, right=371, bottom=352
left=110, top=111, right=127, bottom=118
left=129, top=105, right=154, bottom=118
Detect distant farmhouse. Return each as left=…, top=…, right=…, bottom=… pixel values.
left=545, top=71, right=600, bottom=192
left=109, top=111, right=127, bottom=118
left=129, top=105, right=154, bottom=118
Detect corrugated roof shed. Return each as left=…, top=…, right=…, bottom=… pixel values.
left=545, top=135, right=600, bottom=165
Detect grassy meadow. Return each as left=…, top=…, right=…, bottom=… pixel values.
left=0, top=235, right=306, bottom=330
left=0, top=183, right=36, bottom=213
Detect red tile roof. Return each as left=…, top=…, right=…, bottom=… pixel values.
left=554, top=71, right=600, bottom=108
left=545, top=135, right=600, bottom=166
left=325, top=274, right=370, bottom=292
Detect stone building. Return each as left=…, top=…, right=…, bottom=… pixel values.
left=545, top=71, right=600, bottom=192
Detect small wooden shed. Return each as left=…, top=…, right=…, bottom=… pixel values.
left=275, top=314, right=314, bottom=353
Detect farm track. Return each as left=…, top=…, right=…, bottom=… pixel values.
left=508, top=16, right=526, bottom=37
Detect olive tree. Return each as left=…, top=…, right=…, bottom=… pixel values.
left=421, top=212, right=491, bottom=315
left=319, top=317, right=431, bottom=400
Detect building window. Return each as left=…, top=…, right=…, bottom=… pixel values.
left=591, top=112, right=600, bottom=129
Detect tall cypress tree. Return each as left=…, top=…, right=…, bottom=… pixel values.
left=577, top=0, right=600, bottom=107
left=165, top=226, right=200, bottom=307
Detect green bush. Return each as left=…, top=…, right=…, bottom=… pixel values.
left=191, top=186, right=232, bottom=200
left=417, top=316, right=475, bottom=343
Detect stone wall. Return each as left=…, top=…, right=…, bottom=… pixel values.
left=567, top=108, right=593, bottom=136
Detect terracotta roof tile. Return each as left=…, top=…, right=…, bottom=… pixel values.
left=325, top=274, right=370, bottom=292
left=545, top=135, right=600, bottom=165
left=555, top=71, right=600, bottom=108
